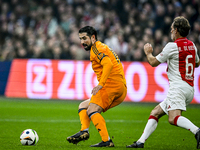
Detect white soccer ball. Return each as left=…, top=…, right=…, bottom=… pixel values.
left=20, top=129, right=39, bottom=145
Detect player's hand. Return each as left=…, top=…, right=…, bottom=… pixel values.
left=144, top=43, right=153, bottom=55
left=91, top=85, right=103, bottom=95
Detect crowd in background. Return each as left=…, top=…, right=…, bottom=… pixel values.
left=0, top=0, right=200, bottom=62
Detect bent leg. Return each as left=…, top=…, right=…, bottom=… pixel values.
left=87, top=103, right=110, bottom=142
left=168, top=110, right=199, bottom=134
left=137, top=104, right=166, bottom=143
left=67, top=99, right=91, bottom=144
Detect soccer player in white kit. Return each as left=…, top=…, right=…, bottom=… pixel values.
left=126, top=16, right=200, bottom=149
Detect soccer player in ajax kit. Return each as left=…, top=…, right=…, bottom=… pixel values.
left=67, top=26, right=127, bottom=147
left=127, top=16, right=200, bottom=149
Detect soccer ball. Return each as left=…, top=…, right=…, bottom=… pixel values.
left=20, top=129, right=39, bottom=145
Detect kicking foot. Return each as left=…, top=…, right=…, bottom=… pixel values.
left=90, top=139, right=114, bottom=147
left=195, top=128, right=200, bottom=149
left=126, top=141, right=144, bottom=148
left=67, top=131, right=89, bottom=144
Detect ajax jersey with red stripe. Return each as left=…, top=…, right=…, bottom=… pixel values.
left=156, top=38, right=199, bottom=87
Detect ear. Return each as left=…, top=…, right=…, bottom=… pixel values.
left=175, top=28, right=178, bottom=34
left=91, top=35, right=96, bottom=43
left=92, top=34, right=95, bottom=40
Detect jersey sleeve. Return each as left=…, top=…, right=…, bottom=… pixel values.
left=91, top=42, right=113, bottom=87
left=156, top=42, right=176, bottom=63
left=98, top=56, right=113, bottom=86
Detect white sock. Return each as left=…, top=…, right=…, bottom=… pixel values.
left=138, top=116, right=158, bottom=143
left=176, top=116, right=199, bottom=134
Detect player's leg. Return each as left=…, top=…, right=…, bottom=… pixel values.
left=78, top=99, right=91, bottom=132
left=168, top=109, right=199, bottom=133
left=67, top=99, right=90, bottom=144
left=168, top=110, right=200, bottom=149
left=89, top=82, right=126, bottom=147
left=167, top=83, right=200, bottom=149
left=87, top=81, right=126, bottom=147
left=127, top=104, right=165, bottom=148
left=87, top=103, right=114, bottom=147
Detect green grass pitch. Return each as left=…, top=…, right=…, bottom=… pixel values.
left=0, top=97, right=199, bottom=150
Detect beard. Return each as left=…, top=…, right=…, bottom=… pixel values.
left=82, top=43, right=92, bottom=51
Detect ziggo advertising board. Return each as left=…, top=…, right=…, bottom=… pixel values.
left=5, top=59, right=200, bottom=103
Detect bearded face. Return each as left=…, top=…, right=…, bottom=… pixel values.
left=82, top=42, right=93, bottom=51
left=79, top=33, right=94, bottom=51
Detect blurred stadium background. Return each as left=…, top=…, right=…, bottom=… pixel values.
left=0, top=0, right=200, bottom=103
left=0, top=0, right=199, bottom=61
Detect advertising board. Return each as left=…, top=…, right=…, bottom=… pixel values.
left=5, top=59, right=200, bottom=103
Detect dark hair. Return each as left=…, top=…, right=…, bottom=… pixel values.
left=79, top=26, right=98, bottom=40
left=173, top=16, right=191, bottom=37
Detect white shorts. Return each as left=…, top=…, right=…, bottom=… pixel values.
left=160, top=81, right=194, bottom=115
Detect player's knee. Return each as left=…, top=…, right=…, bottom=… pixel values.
left=168, top=115, right=178, bottom=125
left=86, top=109, right=92, bottom=116
left=150, top=109, right=160, bottom=118
left=78, top=99, right=90, bottom=109
left=87, top=110, right=98, bottom=118
left=150, top=109, right=156, bottom=116
left=86, top=103, right=103, bottom=116
left=78, top=101, right=85, bottom=109
left=150, top=105, right=165, bottom=119
left=86, top=109, right=100, bottom=117
left=168, top=117, right=174, bottom=125
left=86, top=107, right=102, bottom=118
left=168, top=115, right=180, bottom=126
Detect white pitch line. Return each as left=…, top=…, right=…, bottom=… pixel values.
left=1, top=119, right=199, bottom=124
left=0, top=118, right=146, bottom=123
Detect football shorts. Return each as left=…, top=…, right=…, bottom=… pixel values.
left=90, top=80, right=127, bottom=112
left=160, top=81, right=194, bottom=115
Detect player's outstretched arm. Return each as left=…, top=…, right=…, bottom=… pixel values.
left=144, top=43, right=160, bottom=67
